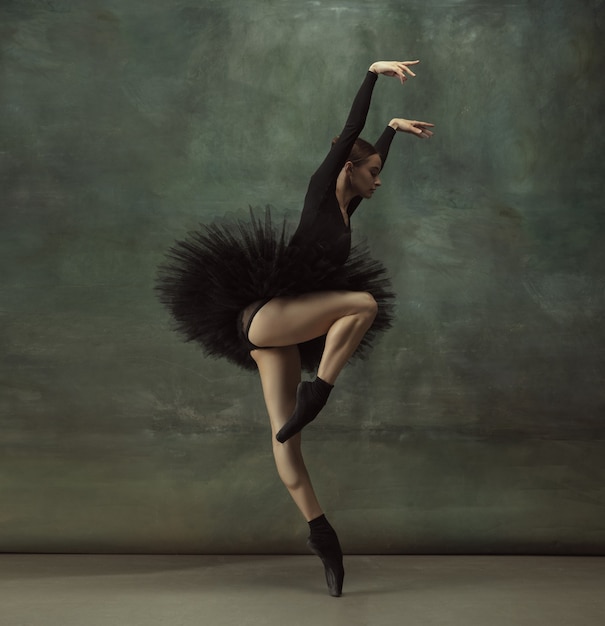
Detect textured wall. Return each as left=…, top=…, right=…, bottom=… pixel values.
left=1, top=0, right=604, bottom=554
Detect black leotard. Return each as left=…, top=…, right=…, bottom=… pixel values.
left=289, top=71, right=396, bottom=265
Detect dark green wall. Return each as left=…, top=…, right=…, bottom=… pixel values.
left=1, top=0, right=604, bottom=553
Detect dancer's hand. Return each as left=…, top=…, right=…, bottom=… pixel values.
left=388, top=118, right=435, bottom=138
left=369, top=60, right=420, bottom=84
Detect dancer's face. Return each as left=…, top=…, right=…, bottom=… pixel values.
left=349, top=153, right=382, bottom=199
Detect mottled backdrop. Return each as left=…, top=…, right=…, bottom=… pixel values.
left=1, top=0, right=604, bottom=553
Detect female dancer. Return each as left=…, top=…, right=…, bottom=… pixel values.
left=157, top=60, right=433, bottom=597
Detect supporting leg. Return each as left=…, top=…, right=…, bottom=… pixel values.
left=251, top=346, right=323, bottom=521
left=251, top=346, right=345, bottom=596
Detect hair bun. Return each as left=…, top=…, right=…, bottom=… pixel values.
left=329, top=136, right=378, bottom=163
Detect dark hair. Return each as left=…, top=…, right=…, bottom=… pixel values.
left=331, top=136, right=378, bottom=165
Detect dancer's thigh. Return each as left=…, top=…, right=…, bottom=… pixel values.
left=248, top=291, right=373, bottom=348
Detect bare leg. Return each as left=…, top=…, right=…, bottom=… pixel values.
left=248, top=291, right=378, bottom=385
left=251, top=345, right=345, bottom=596
left=317, top=296, right=377, bottom=384
left=247, top=291, right=377, bottom=442
left=251, top=345, right=323, bottom=521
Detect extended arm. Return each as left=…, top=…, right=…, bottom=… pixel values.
left=348, top=117, right=434, bottom=217
left=373, top=117, right=434, bottom=164
left=307, top=70, right=379, bottom=191
left=307, top=61, right=420, bottom=196
left=375, top=117, right=434, bottom=168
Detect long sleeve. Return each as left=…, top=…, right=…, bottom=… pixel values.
left=305, top=71, right=378, bottom=199
left=290, top=71, right=383, bottom=266
left=374, top=125, right=396, bottom=167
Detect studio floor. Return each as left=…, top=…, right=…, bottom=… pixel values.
left=1, top=554, right=604, bottom=626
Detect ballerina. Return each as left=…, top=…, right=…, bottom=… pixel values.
left=156, top=59, right=434, bottom=596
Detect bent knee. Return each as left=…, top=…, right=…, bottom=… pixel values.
left=355, top=292, right=378, bottom=319
left=279, top=473, right=304, bottom=491
left=272, top=438, right=304, bottom=489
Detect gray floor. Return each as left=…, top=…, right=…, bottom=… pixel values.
left=1, top=555, right=604, bottom=626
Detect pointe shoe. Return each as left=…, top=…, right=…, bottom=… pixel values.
left=307, top=537, right=345, bottom=597
left=276, top=379, right=332, bottom=443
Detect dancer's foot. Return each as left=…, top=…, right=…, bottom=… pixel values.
left=307, top=514, right=344, bottom=597
left=276, top=377, right=333, bottom=443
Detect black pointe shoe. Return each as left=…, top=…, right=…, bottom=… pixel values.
left=276, top=378, right=332, bottom=443
left=307, top=538, right=345, bottom=597
left=275, top=382, right=317, bottom=443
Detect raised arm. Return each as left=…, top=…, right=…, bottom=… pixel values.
left=348, top=117, right=434, bottom=217
left=307, top=61, right=420, bottom=195
left=374, top=117, right=434, bottom=169
left=307, top=70, right=378, bottom=192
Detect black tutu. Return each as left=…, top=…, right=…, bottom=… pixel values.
left=155, top=207, right=395, bottom=372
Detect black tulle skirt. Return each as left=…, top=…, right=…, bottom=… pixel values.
left=155, top=207, right=395, bottom=372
